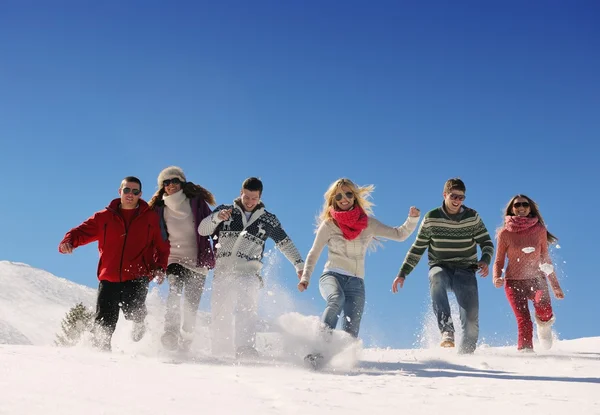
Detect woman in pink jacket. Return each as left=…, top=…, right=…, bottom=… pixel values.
left=493, top=194, right=565, bottom=352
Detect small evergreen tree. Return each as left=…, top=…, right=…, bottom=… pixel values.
left=55, top=302, right=95, bottom=347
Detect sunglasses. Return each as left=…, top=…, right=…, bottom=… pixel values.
left=513, top=202, right=530, bottom=208
left=335, top=192, right=354, bottom=201
left=163, top=178, right=183, bottom=187
left=122, top=187, right=141, bottom=196
left=448, top=193, right=466, bottom=201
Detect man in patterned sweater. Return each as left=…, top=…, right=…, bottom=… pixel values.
left=392, top=178, right=494, bottom=354
left=199, top=177, right=304, bottom=358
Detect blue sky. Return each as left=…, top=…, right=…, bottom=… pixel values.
left=1, top=1, right=598, bottom=349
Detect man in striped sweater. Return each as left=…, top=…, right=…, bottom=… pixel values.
left=392, top=178, right=494, bottom=354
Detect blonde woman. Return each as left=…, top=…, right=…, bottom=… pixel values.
left=299, top=178, right=420, bottom=345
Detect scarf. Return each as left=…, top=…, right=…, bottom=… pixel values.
left=504, top=215, right=539, bottom=233
left=330, top=206, right=369, bottom=240
left=163, top=189, right=191, bottom=219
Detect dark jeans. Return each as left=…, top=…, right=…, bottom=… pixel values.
left=93, top=278, right=149, bottom=350
left=429, top=266, right=479, bottom=353
left=164, top=263, right=206, bottom=335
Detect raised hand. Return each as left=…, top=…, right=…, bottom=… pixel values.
left=217, top=209, right=233, bottom=221
left=409, top=206, right=420, bottom=217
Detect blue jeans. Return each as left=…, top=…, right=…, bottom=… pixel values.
left=319, top=272, right=366, bottom=338
left=429, top=266, right=479, bottom=353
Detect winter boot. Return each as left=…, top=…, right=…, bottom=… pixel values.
left=535, top=315, right=556, bottom=350
left=304, top=353, right=326, bottom=370
left=440, top=331, right=455, bottom=348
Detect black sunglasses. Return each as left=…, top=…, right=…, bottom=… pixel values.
left=122, top=187, right=141, bottom=196
left=513, top=202, right=530, bottom=208
left=335, top=192, right=354, bottom=201
left=449, top=193, right=466, bottom=201
left=163, top=178, right=183, bottom=187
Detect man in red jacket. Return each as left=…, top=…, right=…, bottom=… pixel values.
left=59, top=176, right=170, bottom=351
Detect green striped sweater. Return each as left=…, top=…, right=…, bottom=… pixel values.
left=398, top=205, right=494, bottom=277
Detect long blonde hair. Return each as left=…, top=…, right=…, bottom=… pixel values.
left=317, top=178, right=375, bottom=225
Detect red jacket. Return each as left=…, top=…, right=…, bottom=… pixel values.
left=60, top=199, right=170, bottom=283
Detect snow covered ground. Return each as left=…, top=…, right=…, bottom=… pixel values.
left=0, top=261, right=598, bottom=415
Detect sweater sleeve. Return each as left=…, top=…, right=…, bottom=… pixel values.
left=267, top=214, right=305, bottom=272
left=59, top=212, right=101, bottom=250
left=150, top=211, right=170, bottom=272
left=397, top=217, right=432, bottom=277
left=301, top=221, right=331, bottom=284
left=198, top=204, right=228, bottom=236
left=540, top=230, right=560, bottom=289
left=493, top=230, right=508, bottom=280
left=473, top=214, right=494, bottom=265
left=371, top=215, right=420, bottom=241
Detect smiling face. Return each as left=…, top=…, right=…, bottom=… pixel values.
left=333, top=185, right=355, bottom=211
left=119, top=181, right=142, bottom=209
left=511, top=197, right=531, bottom=217
left=163, top=177, right=183, bottom=196
left=240, top=189, right=261, bottom=212
left=443, top=189, right=465, bottom=215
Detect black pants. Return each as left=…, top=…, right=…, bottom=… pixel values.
left=93, top=278, right=149, bottom=350
left=164, top=263, right=206, bottom=334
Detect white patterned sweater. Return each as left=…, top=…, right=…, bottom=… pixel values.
left=198, top=200, right=304, bottom=277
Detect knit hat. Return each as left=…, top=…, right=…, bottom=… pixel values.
left=157, top=166, right=186, bottom=188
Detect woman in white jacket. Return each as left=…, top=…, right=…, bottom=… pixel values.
left=298, top=178, right=420, bottom=343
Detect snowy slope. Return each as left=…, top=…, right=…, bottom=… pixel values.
left=1, top=261, right=599, bottom=415
left=0, top=261, right=96, bottom=345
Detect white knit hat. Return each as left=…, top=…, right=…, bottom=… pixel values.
left=157, top=166, right=186, bottom=188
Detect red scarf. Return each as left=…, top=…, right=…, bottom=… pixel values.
left=330, top=206, right=369, bottom=240
left=505, top=216, right=539, bottom=233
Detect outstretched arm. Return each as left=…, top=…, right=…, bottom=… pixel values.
left=298, top=222, right=330, bottom=291
left=392, top=218, right=431, bottom=293
left=58, top=213, right=101, bottom=253
left=371, top=207, right=420, bottom=241
left=269, top=217, right=304, bottom=274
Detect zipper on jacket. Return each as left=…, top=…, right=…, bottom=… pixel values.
left=103, top=224, right=107, bottom=245
left=119, top=227, right=128, bottom=283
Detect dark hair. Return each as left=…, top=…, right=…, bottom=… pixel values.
left=242, top=177, right=263, bottom=194
left=148, top=181, right=216, bottom=208
left=443, top=177, right=466, bottom=194
left=503, top=194, right=558, bottom=244
left=121, top=176, right=142, bottom=191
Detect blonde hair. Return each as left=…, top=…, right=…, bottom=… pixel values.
left=317, top=178, right=375, bottom=224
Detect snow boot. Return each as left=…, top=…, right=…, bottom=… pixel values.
left=440, top=331, right=455, bottom=348
left=535, top=315, right=556, bottom=350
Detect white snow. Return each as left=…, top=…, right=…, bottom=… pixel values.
left=521, top=247, right=536, bottom=254
left=1, top=261, right=599, bottom=414
left=539, top=263, right=555, bottom=276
